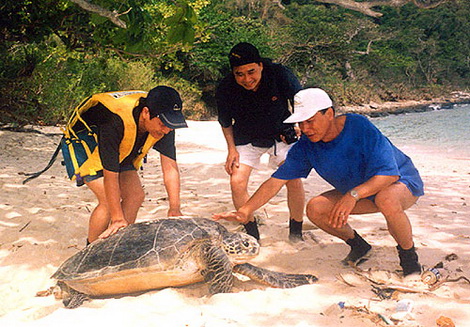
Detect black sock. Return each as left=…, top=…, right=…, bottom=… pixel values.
left=346, top=231, right=370, bottom=249
left=342, top=231, right=371, bottom=265
left=397, top=244, right=421, bottom=276
left=243, top=221, right=260, bottom=240
left=289, top=219, right=304, bottom=242
left=289, top=219, right=303, bottom=234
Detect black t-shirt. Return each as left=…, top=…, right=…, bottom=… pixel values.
left=75, top=104, right=176, bottom=172
left=216, top=60, right=302, bottom=147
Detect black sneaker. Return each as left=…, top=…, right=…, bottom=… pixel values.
left=243, top=220, right=260, bottom=240
left=341, top=231, right=372, bottom=266
left=397, top=245, right=422, bottom=276
left=289, top=219, right=304, bottom=243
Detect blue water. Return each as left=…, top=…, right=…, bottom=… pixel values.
left=370, top=103, right=470, bottom=158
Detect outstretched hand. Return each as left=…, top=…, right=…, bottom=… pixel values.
left=167, top=208, right=183, bottom=217
left=213, top=211, right=248, bottom=224
left=99, top=219, right=128, bottom=239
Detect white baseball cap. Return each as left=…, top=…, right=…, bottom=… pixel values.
left=284, top=88, right=333, bottom=123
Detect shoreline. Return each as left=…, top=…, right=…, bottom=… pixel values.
left=339, top=91, right=470, bottom=117
left=1, top=92, right=470, bottom=129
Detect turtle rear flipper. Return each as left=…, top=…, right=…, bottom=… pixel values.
left=63, top=291, right=89, bottom=309
left=57, top=281, right=90, bottom=309
left=233, top=263, right=318, bottom=289
left=200, top=243, right=233, bottom=294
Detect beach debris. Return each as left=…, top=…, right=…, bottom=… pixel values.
left=378, top=313, right=393, bottom=325
left=373, top=283, right=429, bottom=296
left=323, top=301, right=345, bottom=316
left=337, top=264, right=431, bottom=300
left=341, top=304, right=396, bottom=326
left=10, top=243, right=24, bottom=252
left=370, top=283, right=426, bottom=300
left=428, top=275, right=470, bottom=291
left=417, top=260, right=470, bottom=291
left=390, top=299, right=414, bottom=322
left=19, top=220, right=31, bottom=232
left=421, top=267, right=442, bottom=285
left=337, top=272, right=368, bottom=287
left=433, top=261, right=444, bottom=269
left=324, top=302, right=400, bottom=325
left=371, top=285, right=395, bottom=300
left=345, top=265, right=429, bottom=294
left=436, top=315, right=455, bottom=327
left=445, top=253, right=458, bottom=261
left=302, top=230, right=319, bottom=244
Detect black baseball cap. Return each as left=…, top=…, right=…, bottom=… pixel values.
left=229, top=42, right=262, bottom=68
left=146, top=86, right=187, bottom=129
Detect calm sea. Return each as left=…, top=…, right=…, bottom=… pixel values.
left=370, top=103, right=470, bottom=158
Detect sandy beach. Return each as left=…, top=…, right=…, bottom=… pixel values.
left=1, top=120, right=469, bottom=327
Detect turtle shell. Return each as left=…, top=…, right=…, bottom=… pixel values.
left=52, top=218, right=228, bottom=296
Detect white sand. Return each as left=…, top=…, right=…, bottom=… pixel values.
left=1, top=120, right=469, bottom=327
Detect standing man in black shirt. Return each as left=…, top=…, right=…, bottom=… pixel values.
left=216, top=42, right=305, bottom=241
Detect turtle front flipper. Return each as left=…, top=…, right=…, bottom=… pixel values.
left=233, top=263, right=318, bottom=289
left=200, top=243, right=233, bottom=294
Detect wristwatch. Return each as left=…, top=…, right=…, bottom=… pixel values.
left=349, top=189, right=360, bottom=201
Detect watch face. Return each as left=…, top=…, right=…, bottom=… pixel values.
left=350, top=190, right=359, bottom=199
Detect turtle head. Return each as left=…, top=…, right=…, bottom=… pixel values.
left=222, top=232, right=260, bottom=264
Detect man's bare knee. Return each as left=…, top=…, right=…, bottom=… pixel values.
left=230, top=174, right=249, bottom=192
left=306, top=197, right=329, bottom=223
left=375, top=193, right=405, bottom=217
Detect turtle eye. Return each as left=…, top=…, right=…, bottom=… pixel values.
left=243, top=241, right=250, bottom=247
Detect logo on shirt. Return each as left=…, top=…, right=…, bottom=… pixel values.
left=271, top=96, right=278, bottom=102
left=108, top=91, right=146, bottom=99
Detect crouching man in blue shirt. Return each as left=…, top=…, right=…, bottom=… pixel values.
left=214, top=88, right=423, bottom=277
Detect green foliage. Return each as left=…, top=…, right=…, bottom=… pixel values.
left=371, top=1, right=470, bottom=86
left=0, top=0, right=77, bottom=43
left=0, top=41, right=206, bottom=125
left=282, top=4, right=353, bottom=74
left=277, top=1, right=469, bottom=104
left=1, top=0, right=469, bottom=125
left=0, top=0, right=211, bottom=125
left=165, top=1, right=198, bottom=46
left=185, top=5, right=276, bottom=83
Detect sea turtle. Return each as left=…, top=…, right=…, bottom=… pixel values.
left=52, top=218, right=317, bottom=308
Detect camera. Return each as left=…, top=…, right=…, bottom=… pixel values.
left=280, top=126, right=298, bottom=144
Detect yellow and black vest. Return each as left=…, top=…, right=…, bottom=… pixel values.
left=62, top=90, right=162, bottom=181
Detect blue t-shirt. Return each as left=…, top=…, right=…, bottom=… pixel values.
left=273, top=114, right=424, bottom=197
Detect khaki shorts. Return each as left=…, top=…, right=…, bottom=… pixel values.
left=236, top=141, right=294, bottom=170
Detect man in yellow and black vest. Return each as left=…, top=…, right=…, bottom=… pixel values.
left=61, top=86, right=188, bottom=244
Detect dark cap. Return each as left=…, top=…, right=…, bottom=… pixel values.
left=229, top=42, right=262, bottom=68
left=145, top=86, right=187, bottom=129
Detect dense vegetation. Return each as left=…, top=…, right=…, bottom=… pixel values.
left=1, top=0, right=468, bottom=125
